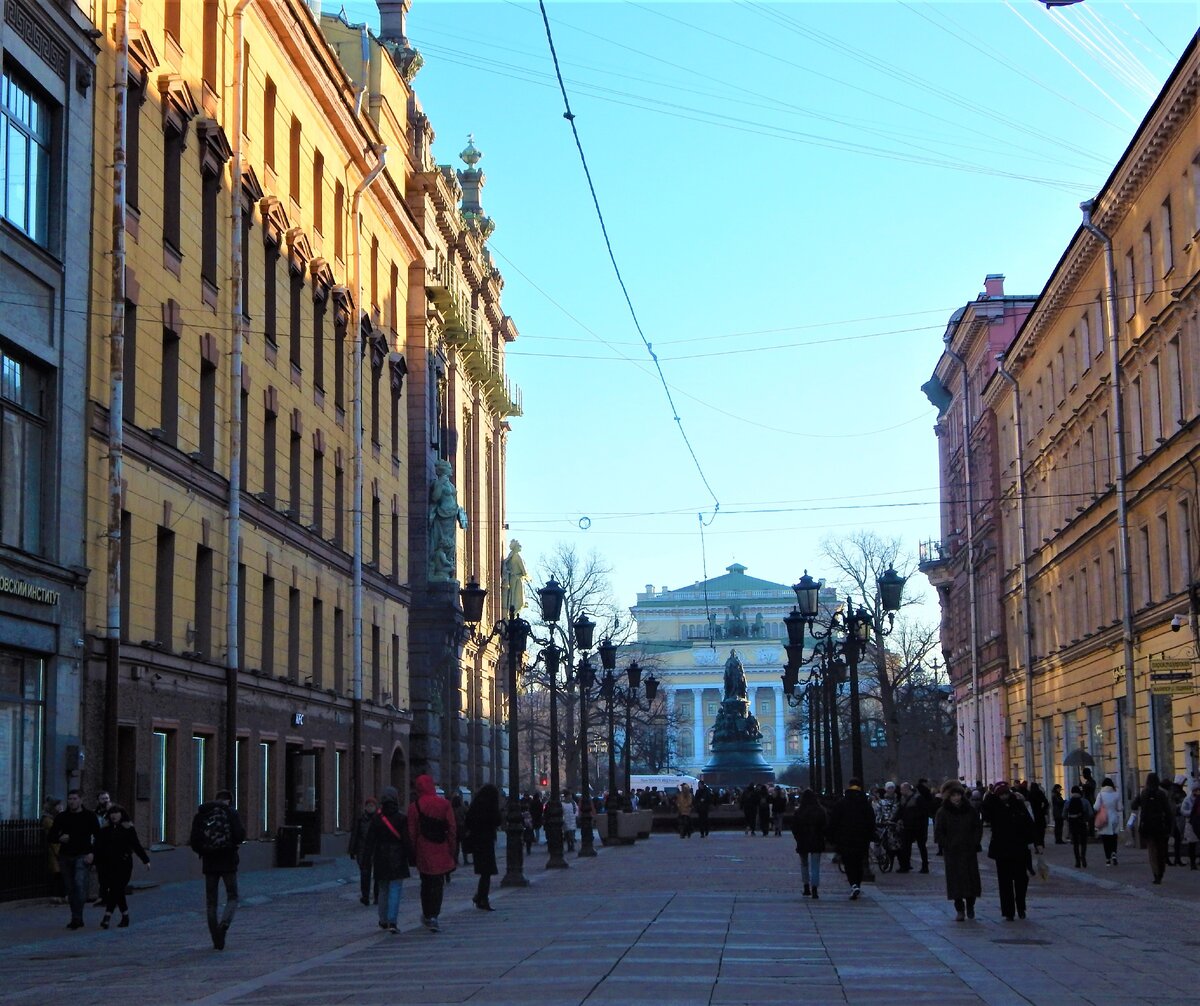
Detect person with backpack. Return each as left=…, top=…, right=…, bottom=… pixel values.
left=676, top=784, right=694, bottom=839
left=95, top=803, right=150, bottom=929
left=1064, top=785, right=1093, bottom=868
left=188, top=789, right=246, bottom=950
left=408, top=774, right=456, bottom=932
left=1132, top=772, right=1174, bottom=884
left=347, top=796, right=379, bottom=906
left=362, top=787, right=412, bottom=933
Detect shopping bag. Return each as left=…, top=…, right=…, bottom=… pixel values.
left=1094, top=804, right=1108, bottom=830
left=1035, top=854, right=1050, bottom=881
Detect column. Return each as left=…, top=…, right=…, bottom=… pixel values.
left=665, top=688, right=676, bottom=770
left=774, top=684, right=785, bottom=766
left=693, top=689, right=705, bottom=763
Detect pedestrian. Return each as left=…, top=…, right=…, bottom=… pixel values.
left=676, top=783, right=694, bottom=838
left=1131, top=772, right=1174, bottom=884
left=188, top=789, right=246, bottom=950
left=756, top=784, right=772, bottom=837
left=348, top=795, right=379, bottom=906
left=740, top=786, right=757, bottom=835
left=827, top=778, right=875, bottom=901
left=362, top=786, right=411, bottom=933
left=1026, top=782, right=1050, bottom=849
left=1080, top=768, right=1097, bottom=820
left=91, top=790, right=113, bottom=906
left=790, top=788, right=827, bottom=899
left=40, top=796, right=64, bottom=904
left=770, top=785, right=788, bottom=837
left=933, top=780, right=982, bottom=921
left=48, top=790, right=98, bottom=929
left=895, top=782, right=925, bottom=873
left=408, top=773, right=456, bottom=932
left=1065, top=785, right=1093, bottom=868
left=520, top=797, right=535, bottom=854
left=529, top=791, right=544, bottom=844
left=561, top=793, right=578, bottom=852
left=911, top=779, right=935, bottom=872
left=95, top=804, right=150, bottom=929
left=1181, top=783, right=1200, bottom=870
left=982, top=781, right=1034, bottom=921
left=1093, top=777, right=1123, bottom=866
left=694, top=781, right=713, bottom=837
left=1169, top=779, right=1187, bottom=866
left=1051, top=784, right=1066, bottom=844
left=451, top=792, right=470, bottom=864
left=464, top=783, right=502, bottom=911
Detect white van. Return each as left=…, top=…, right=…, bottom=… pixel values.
left=629, top=774, right=700, bottom=796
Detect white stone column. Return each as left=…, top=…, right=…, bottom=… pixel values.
left=666, top=688, right=676, bottom=769
left=693, top=689, right=705, bottom=761
left=774, top=684, right=786, bottom=766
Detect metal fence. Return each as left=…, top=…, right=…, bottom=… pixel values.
left=0, top=819, right=52, bottom=902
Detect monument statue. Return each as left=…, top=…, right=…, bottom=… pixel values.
left=501, top=539, right=529, bottom=614
left=722, top=650, right=748, bottom=701
left=428, top=459, right=466, bottom=582
left=703, top=647, right=774, bottom=786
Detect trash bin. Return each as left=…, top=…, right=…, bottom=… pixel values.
left=276, top=825, right=303, bottom=868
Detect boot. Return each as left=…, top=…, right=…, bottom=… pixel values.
left=100, top=914, right=111, bottom=930
left=802, top=884, right=811, bottom=897
left=955, top=908, right=966, bottom=922
left=810, top=887, right=818, bottom=900
left=117, top=914, right=129, bottom=928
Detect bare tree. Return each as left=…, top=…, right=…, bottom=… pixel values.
left=821, top=530, right=924, bottom=779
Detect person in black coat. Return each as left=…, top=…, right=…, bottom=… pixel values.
left=933, top=781, right=982, bottom=920
left=694, top=782, right=714, bottom=838
left=740, top=787, right=759, bottom=835
left=790, top=788, right=827, bottom=898
left=464, top=784, right=502, bottom=911
left=348, top=796, right=379, bottom=906
left=895, top=782, right=928, bottom=873
left=362, top=786, right=412, bottom=933
left=95, top=804, right=150, bottom=929
left=827, top=779, right=876, bottom=899
left=756, top=785, right=772, bottom=837
left=1051, top=784, right=1066, bottom=844
left=982, top=782, right=1034, bottom=921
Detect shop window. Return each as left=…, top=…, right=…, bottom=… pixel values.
left=259, top=741, right=273, bottom=835
left=151, top=729, right=172, bottom=843
left=333, top=750, right=343, bottom=830
left=0, top=652, right=44, bottom=819
left=0, top=349, right=47, bottom=555
left=193, top=734, right=208, bottom=806
left=1, top=68, right=52, bottom=246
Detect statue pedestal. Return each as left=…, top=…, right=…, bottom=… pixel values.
left=701, top=697, right=775, bottom=788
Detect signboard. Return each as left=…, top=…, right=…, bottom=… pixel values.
left=1149, top=658, right=1197, bottom=696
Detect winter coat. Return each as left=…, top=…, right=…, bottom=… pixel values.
left=1181, top=793, right=1200, bottom=845
left=934, top=800, right=982, bottom=902
left=464, top=798, right=502, bottom=877
left=1132, top=785, right=1174, bottom=841
left=348, top=809, right=375, bottom=861
left=896, top=793, right=927, bottom=840
left=561, top=800, right=578, bottom=831
left=1064, top=795, right=1094, bottom=839
left=48, top=807, right=99, bottom=859
left=676, top=789, right=694, bottom=815
left=983, top=794, right=1034, bottom=861
left=363, top=802, right=413, bottom=883
left=790, top=801, right=827, bottom=855
left=1093, top=785, right=1123, bottom=837
left=694, top=786, right=713, bottom=813
left=1051, top=790, right=1065, bottom=822
left=408, top=775, right=457, bottom=876
left=827, top=789, right=875, bottom=852
left=188, top=802, right=246, bottom=875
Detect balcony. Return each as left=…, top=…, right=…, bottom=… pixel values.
left=918, top=539, right=953, bottom=588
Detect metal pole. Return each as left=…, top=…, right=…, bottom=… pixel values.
left=848, top=623, right=865, bottom=783
left=606, top=682, right=618, bottom=839
left=807, top=684, right=818, bottom=791
left=578, top=661, right=595, bottom=856
left=501, top=624, right=527, bottom=886
left=623, top=693, right=634, bottom=804
left=829, top=658, right=844, bottom=793
left=543, top=646, right=567, bottom=869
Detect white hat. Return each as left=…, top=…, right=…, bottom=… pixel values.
left=884, top=781, right=896, bottom=790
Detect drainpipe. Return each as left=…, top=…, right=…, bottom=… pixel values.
left=353, top=25, right=370, bottom=117
left=1080, top=199, right=1139, bottom=801
left=225, top=0, right=256, bottom=796
left=944, top=341, right=985, bottom=785
left=997, top=357, right=1037, bottom=783
left=103, top=0, right=129, bottom=793
left=351, top=142, right=388, bottom=816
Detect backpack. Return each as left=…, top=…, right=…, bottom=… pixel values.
left=1066, top=796, right=1087, bottom=821
left=1139, top=791, right=1171, bottom=836
left=197, top=803, right=233, bottom=853
left=418, top=808, right=448, bottom=843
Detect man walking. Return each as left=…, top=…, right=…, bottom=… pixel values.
left=1132, top=772, right=1174, bottom=884
left=827, top=779, right=875, bottom=900
left=348, top=795, right=379, bottom=905
left=92, top=790, right=113, bottom=906
left=48, top=790, right=99, bottom=929
left=189, top=789, right=246, bottom=950
left=694, top=781, right=713, bottom=838
left=983, top=782, right=1034, bottom=920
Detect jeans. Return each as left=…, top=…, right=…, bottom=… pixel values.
left=61, top=854, right=89, bottom=922
left=205, top=872, right=239, bottom=942
left=359, top=863, right=378, bottom=903
left=419, top=873, right=446, bottom=920
left=799, top=852, right=822, bottom=888
left=377, top=879, right=402, bottom=925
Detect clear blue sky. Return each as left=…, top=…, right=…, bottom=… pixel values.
left=345, top=1, right=1197, bottom=617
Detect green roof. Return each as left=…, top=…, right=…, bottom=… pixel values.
left=633, top=563, right=795, bottom=608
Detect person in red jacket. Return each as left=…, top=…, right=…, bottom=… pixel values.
left=408, top=774, right=456, bottom=932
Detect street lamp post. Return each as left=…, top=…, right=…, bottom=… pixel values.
left=459, top=577, right=530, bottom=888
left=781, top=567, right=906, bottom=784
left=574, top=633, right=615, bottom=858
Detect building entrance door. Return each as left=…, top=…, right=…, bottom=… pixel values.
left=285, top=745, right=321, bottom=855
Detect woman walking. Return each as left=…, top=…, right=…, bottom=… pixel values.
left=1065, top=785, right=1093, bottom=869
left=982, top=782, right=1034, bottom=921
left=790, top=789, right=827, bottom=899
left=408, top=774, right=457, bottom=932
left=934, top=781, right=982, bottom=921
left=1181, top=782, right=1200, bottom=870
left=676, top=784, right=694, bottom=839
left=1093, top=777, right=1123, bottom=866
left=362, top=786, right=412, bottom=933
left=94, top=804, right=150, bottom=929
left=464, top=784, right=502, bottom=911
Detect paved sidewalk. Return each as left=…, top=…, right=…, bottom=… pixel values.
left=2, top=831, right=1195, bottom=1005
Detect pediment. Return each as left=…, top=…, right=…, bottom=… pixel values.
left=259, top=195, right=291, bottom=247
left=286, top=227, right=313, bottom=274
left=127, top=25, right=160, bottom=79
left=241, top=165, right=264, bottom=204
left=158, top=73, right=199, bottom=131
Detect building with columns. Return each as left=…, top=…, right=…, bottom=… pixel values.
left=629, top=564, right=837, bottom=779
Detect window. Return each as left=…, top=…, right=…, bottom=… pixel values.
left=155, top=526, right=175, bottom=648
left=236, top=562, right=246, bottom=669
left=1080, top=310, right=1091, bottom=364
left=122, top=302, right=137, bottom=422
left=370, top=350, right=381, bottom=447
left=371, top=491, right=380, bottom=568
left=333, top=749, right=343, bottom=830
left=334, top=458, right=345, bottom=549
left=333, top=181, right=344, bottom=260
left=391, top=633, right=400, bottom=707
left=370, top=236, right=379, bottom=309
left=1161, top=198, right=1174, bottom=275
left=264, top=244, right=278, bottom=346
left=288, top=587, right=300, bottom=681
left=201, top=164, right=219, bottom=289
left=263, top=402, right=277, bottom=506
left=163, top=123, right=183, bottom=253
left=1123, top=250, right=1136, bottom=319
left=312, top=443, right=324, bottom=535
left=334, top=313, right=346, bottom=412
left=259, top=741, right=273, bottom=835
left=165, top=1, right=181, bottom=42
left=126, top=79, right=141, bottom=211
left=1139, top=525, right=1152, bottom=606
left=239, top=388, right=249, bottom=488
left=289, top=269, right=303, bottom=371
left=289, top=423, right=301, bottom=517
left=263, top=78, right=277, bottom=170
left=193, top=735, right=208, bottom=806
left=312, top=151, right=324, bottom=234
left=240, top=41, right=250, bottom=136
left=151, top=730, right=171, bottom=843
left=389, top=262, right=399, bottom=331
left=0, top=349, right=47, bottom=555
left=120, top=512, right=132, bottom=639
left=240, top=209, right=252, bottom=321
left=312, top=598, right=324, bottom=688
left=289, top=116, right=301, bottom=203
left=161, top=325, right=179, bottom=445
left=371, top=624, right=381, bottom=704
left=333, top=606, right=345, bottom=694
left=261, top=575, right=275, bottom=676
left=194, top=545, right=213, bottom=658
left=1141, top=225, right=1154, bottom=296
left=202, top=1, right=218, bottom=91
left=1159, top=512, right=1171, bottom=600
left=2, top=68, right=52, bottom=245
left=0, top=651, right=44, bottom=818
left=1192, top=155, right=1200, bottom=234
left=199, top=356, right=216, bottom=465
left=391, top=505, right=399, bottom=582
left=312, top=293, right=326, bottom=391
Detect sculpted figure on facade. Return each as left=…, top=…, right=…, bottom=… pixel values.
left=501, top=539, right=529, bottom=614
left=722, top=649, right=748, bottom=702
left=428, top=459, right=466, bottom=582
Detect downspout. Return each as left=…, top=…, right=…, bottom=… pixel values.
left=997, top=357, right=1037, bottom=783
left=944, top=341, right=985, bottom=785
left=103, top=0, right=129, bottom=792
left=351, top=142, right=388, bottom=817
left=225, top=0, right=256, bottom=796
left=1080, top=199, right=1139, bottom=800
left=353, top=25, right=370, bottom=117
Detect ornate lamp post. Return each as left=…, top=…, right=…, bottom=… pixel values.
left=459, top=577, right=530, bottom=887
left=781, top=567, right=906, bottom=783
left=574, top=630, right=615, bottom=858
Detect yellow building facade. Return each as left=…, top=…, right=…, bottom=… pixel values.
left=83, top=0, right=518, bottom=866
left=983, top=36, right=1200, bottom=794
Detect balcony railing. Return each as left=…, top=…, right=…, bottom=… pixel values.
left=918, top=539, right=947, bottom=569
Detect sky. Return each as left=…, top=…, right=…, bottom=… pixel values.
left=343, top=0, right=1198, bottom=623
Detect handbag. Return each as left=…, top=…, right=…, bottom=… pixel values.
left=1094, top=803, right=1108, bottom=830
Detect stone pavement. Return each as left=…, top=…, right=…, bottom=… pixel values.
left=1, top=830, right=1196, bottom=1005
